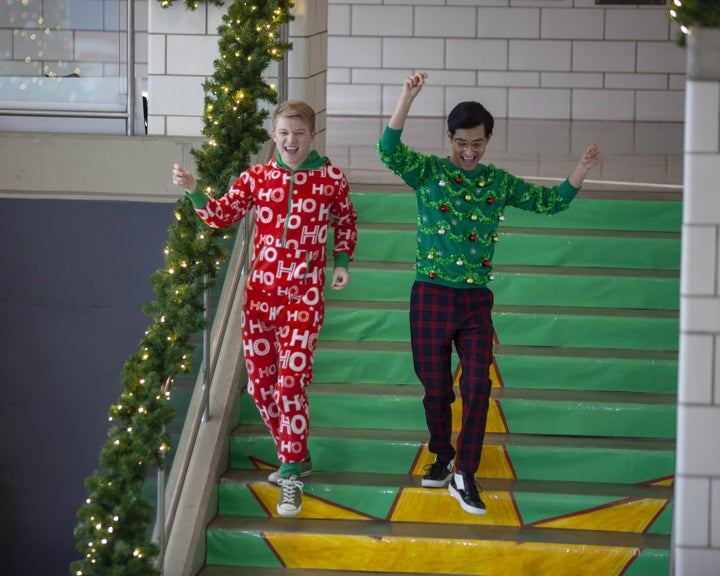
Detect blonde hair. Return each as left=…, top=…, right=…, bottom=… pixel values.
left=272, top=100, right=316, bottom=133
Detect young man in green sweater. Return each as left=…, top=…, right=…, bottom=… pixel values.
left=377, top=72, right=603, bottom=515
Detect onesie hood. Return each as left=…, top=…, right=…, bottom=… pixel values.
left=275, top=149, right=329, bottom=171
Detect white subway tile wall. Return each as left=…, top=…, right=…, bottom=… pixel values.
left=143, top=1, right=687, bottom=132
left=327, top=0, right=685, bottom=122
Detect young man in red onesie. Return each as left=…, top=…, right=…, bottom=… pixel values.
left=172, top=100, right=358, bottom=518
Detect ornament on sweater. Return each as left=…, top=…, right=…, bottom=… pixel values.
left=418, top=222, right=494, bottom=246
left=416, top=248, right=494, bottom=286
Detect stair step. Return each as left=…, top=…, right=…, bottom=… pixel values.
left=201, top=568, right=438, bottom=576
left=313, top=341, right=678, bottom=393
left=321, top=301, right=679, bottom=351
left=239, top=386, right=676, bottom=438
left=327, top=263, right=679, bottom=310
left=199, top=193, right=679, bottom=576
left=217, top=469, right=673, bottom=535
left=204, top=516, right=670, bottom=575
left=230, top=425, right=675, bottom=486
left=349, top=193, right=682, bottom=233
left=354, top=223, right=680, bottom=270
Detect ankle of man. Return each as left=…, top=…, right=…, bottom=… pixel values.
left=280, top=461, right=302, bottom=479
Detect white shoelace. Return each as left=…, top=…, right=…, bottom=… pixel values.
left=278, top=477, right=304, bottom=506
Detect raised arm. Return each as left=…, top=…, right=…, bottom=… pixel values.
left=388, top=72, right=428, bottom=130
left=568, top=144, right=603, bottom=188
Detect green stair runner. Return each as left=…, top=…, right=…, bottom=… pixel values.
left=199, top=192, right=679, bottom=576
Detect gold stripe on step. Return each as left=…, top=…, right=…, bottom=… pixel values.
left=264, top=532, right=639, bottom=575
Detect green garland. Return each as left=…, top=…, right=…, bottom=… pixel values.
left=669, top=0, right=720, bottom=45
left=70, top=1, right=294, bottom=575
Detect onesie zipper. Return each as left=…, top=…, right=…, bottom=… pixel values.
left=281, top=169, right=309, bottom=280
left=281, top=169, right=295, bottom=248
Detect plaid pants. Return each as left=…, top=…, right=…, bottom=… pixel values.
left=410, top=281, right=494, bottom=474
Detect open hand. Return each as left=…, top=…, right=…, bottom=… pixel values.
left=172, top=163, right=197, bottom=192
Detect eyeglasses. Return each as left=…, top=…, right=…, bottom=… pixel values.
left=452, top=138, right=488, bottom=151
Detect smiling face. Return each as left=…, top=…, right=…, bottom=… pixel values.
left=447, top=125, right=491, bottom=171
left=272, top=115, right=316, bottom=170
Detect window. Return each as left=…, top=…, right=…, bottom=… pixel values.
left=0, top=0, right=142, bottom=134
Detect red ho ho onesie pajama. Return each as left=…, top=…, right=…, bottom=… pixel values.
left=187, top=150, right=358, bottom=465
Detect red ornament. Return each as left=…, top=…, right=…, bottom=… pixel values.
left=429, top=272, right=437, bottom=279
left=483, top=259, right=490, bottom=267
left=440, top=204, right=449, bottom=212
left=469, top=234, right=477, bottom=241
left=487, top=197, right=495, bottom=204
left=455, top=176, right=463, bottom=183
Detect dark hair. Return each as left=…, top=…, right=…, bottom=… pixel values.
left=447, top=101, right=494, bottom=137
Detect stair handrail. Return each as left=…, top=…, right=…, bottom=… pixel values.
left=155, top=140, right=279, bottom=569
left=155, top=210, right=253, bottom=566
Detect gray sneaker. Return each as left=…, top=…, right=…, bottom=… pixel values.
left=268, top=456, right=312, bottom=484
left=276, top=475, right=303, bottom=517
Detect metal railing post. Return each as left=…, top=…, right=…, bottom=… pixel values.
left=127, top=0, right=136, bottom=135
left=278, top=22, right=289, bottom=103
left=202, top=274, right=211, bottom=422
left=156, top=441, right=165, bottom=569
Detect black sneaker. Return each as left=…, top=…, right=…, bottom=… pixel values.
left=449, top=472, right=487, bottom=515
left=421, top=457, right=454, bottom=488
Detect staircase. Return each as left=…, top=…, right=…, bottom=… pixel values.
left=198, top=187, right=680, bottom=576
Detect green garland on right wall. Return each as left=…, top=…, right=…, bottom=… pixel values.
left=669, top=0, right=720, bottom=45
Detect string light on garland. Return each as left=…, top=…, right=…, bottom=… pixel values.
left=668, top=0, right=720, bottom=45
left=669, top=0, right=689, bottom=35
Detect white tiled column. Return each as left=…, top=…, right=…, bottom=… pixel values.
left=146, top=1, right=321, bottom=139
left=287, top=0, right=329, bottom=152
left=674, top=27, right=720, bottom=576
left=147, top=2, right=223, bottom=136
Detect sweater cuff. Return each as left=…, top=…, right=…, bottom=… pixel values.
left=186, top=185, right=208, bottom=208
left=333, top=252, right=350, bottom=270
left=380, top=125, right=403, bottom=152
left=558, top=178, right=580, bottom=201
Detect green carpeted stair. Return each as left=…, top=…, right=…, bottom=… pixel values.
left=198, top=189, right=680, bottom=576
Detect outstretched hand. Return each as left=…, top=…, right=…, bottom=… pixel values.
left=172, top=163, right=197, bottom=192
